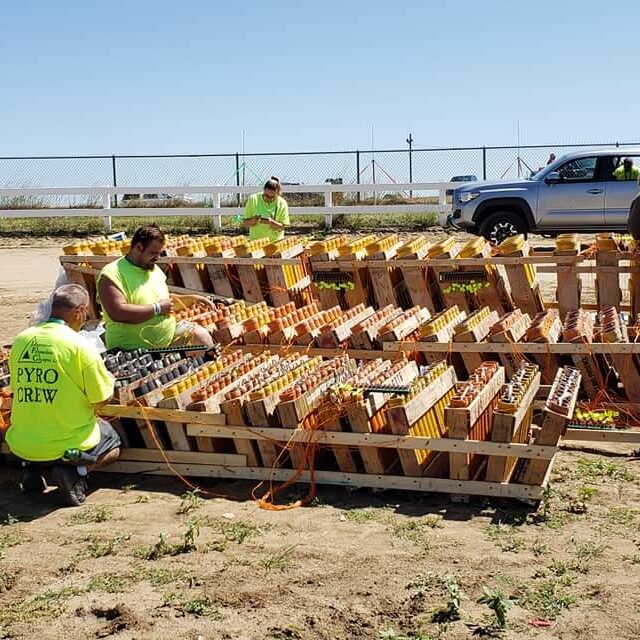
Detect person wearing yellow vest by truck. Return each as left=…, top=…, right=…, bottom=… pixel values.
left=243, top=177, right=290, bottom=243
left=97, top=224, right=214, bottom=351
left=613, top=157, right=640, bottom=181
left=6, top=284, right=120, bottom=507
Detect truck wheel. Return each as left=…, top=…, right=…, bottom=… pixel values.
left=479, top=211, right=527, bottom=245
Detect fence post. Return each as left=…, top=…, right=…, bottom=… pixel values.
left=324, top=187, right=333, bottom=230
left=235, top=153, right=241, bottom=206
left=482, top=146, right=487, bottom=180
left=213, top=189, right=222, bottom=230
left=111, top=155, right=118, bottom=207
left=102, top=192, right=112, bottom=233
left=356, top=150, right=360, bottom=203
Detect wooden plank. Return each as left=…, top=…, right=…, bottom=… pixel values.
left=563, top=428, right=640, bottom=444
left=324, top=416, right=360, bottom=473
left=100, top=462, right=546, bottom=500
left=519, top=410, right=568, bottom=486
left=555, top=250, right=581, bottom=320
left=399, top=265, right=437, bottom=312
left=218, top=396, right=262, bottom=466
left=596, top=250, right=622, bottom=311
left=185, top=424, right=556, bottom=458
left=118, top=448, right=247, bottom=466
left=386, top=341, right=640, bottom=355
left=236, top=264, right=265, bottom=303
left=100, top=404, right=227, bottom=425
left=368, top=263, right=398, bottom=308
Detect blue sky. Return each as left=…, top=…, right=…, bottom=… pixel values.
left=0, top=0, right=637, bottom=156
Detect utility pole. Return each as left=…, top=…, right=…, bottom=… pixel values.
left=406, top=133, right=413, bottom=197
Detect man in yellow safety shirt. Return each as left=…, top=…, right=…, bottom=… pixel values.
left=243, top=176, right=290, bottom=243
left=613, top=157, right=640, bottom=181
left=6, top=284, right=120, bottom=506
left=97, top=224, right=214, bottom=351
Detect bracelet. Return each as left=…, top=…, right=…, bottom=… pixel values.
left=152, top=302, right=161, bottom=316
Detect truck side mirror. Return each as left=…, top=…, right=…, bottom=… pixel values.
left=545, top=171, right=561, bottom=184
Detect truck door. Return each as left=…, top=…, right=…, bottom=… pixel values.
left=536, top=156, right=605, bottom=230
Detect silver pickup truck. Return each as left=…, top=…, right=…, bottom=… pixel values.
left=448, top=148, right=640, bottom=244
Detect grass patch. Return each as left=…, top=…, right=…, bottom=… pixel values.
left=523, top=576, right=578, bottom=619
left=484, top=524, right=524, bottom=553
left=83, top=533, right=130, bottom=559
left=343, top=508, right=389, bottom=524
left=0, top=569, right=18, bottom=593
left=607, top=507, right=639, bottom=526
left=0, top=585, right=86, bottom=625
left=259, top=545, right=297, bottom=572
left=87, top=573, right=134, bottom=594
left=391, top=520, right=433, bottom=552
left=134, top=565, right=195, bottom=587
left=572, top=539, right=608, bottom=561
left=573, top=458, right=635, bottom=483
left=67, top=505, right=113, bottom=525
left=164, top=592, right=220, bottom=618
left=0, top=530, right=28, bottom=559
left=204, top=518, right=268, bottom=544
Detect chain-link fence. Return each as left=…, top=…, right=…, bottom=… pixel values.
left=2, top=142, right=640, bottom=198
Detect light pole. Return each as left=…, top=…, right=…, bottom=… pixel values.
left=406, top=133, right=413, bottom=197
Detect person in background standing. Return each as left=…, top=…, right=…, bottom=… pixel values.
left=243, top=177, right=290, bottom=244
left=546, top=153, right=556, bottom=165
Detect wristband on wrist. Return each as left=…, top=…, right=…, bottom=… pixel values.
left=152, top=302, right=161, bottom=315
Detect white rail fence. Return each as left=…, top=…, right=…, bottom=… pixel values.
left=0, top=182, right=455, bottom=230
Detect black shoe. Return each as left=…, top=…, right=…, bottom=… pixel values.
left=19, top=467, right=47, bottom=495
left=51, top=465, right=87, bottom=507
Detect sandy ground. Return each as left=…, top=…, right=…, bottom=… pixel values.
left=1, top=235, right=640, bottom=640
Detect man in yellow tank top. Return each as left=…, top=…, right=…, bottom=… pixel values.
left=97, top=224, right=214, bottom=351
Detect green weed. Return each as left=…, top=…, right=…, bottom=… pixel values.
left=531, top=540, right=549, bottom=556
left=431, top=575, right=465, bottom=623
left=164, top=592, right=220, bottom=618
left=572, top=539, right=608, bottom=561
left=484, top=524, right=524, bottom=553
left=88, top=573, right=134, bottom=593
left=477, top=586, right=517, bottom=629
left=607, top=507, right=639, bottom=526
left=177, top=489, right=203, bottom=515
left=392, top=520, right=433, bottom=552
left=82, top=533, right=131, bottom=559
left=523, top=576, right=578, bottom=619
left=134, top=565, right=195, bottom=587
left=259, top=545, right=297, bottom=572
left=573, top=458, right=634, bottom=483
left=0, top=530, right=27, bottom=559
left=206, top=518, right=266, bottom=544
left=67, top=505, right=112, bottom=524
left=343, top=508, right=387, bottom=524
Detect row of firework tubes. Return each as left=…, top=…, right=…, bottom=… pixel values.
left=169, top=296, right=640, bottom=352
